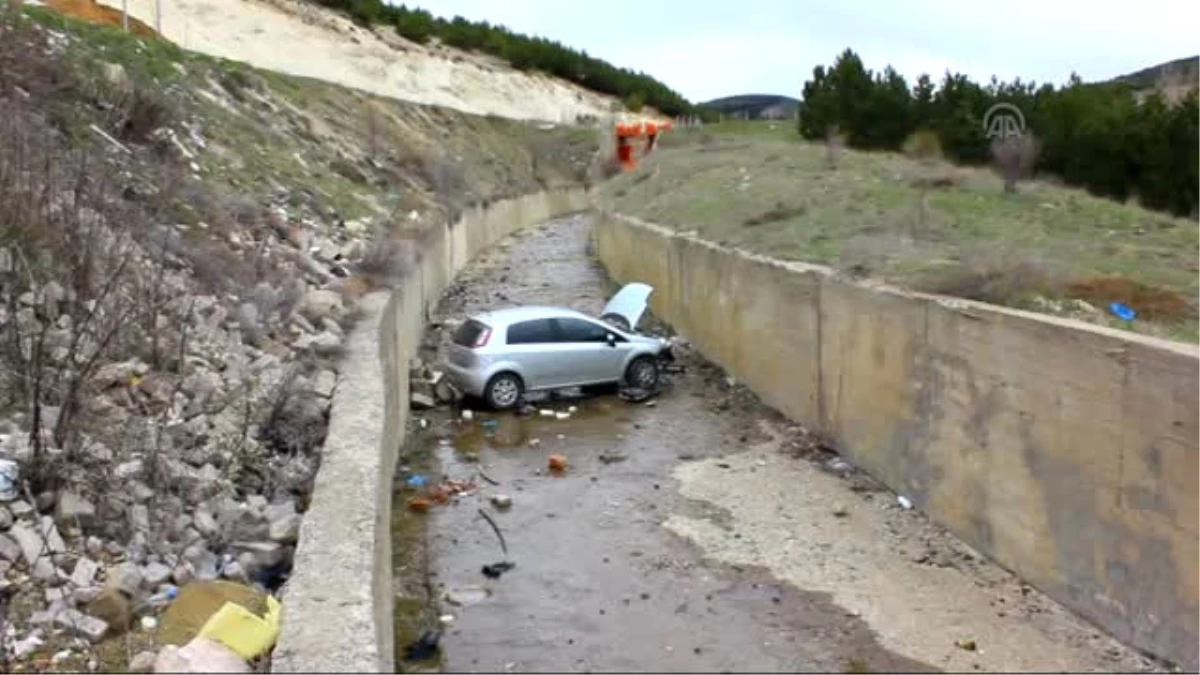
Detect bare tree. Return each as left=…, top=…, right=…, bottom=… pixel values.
left=364, top=100, right=381, bottom=163
left=903, top=129, right=945, bottom=234
left=824, top=125, right=845, bottom=170
left=990, top=132, right=1041, bottom=194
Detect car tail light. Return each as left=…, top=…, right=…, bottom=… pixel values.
left=473, top=327, right=492, bottom=348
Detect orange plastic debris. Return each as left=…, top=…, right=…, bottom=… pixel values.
left=407, top=497, right=432, bottom=512
left=547, top=454, right=569, bottom=472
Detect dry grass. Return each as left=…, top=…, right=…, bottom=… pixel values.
left=601, top=122, right=1199, bottom=341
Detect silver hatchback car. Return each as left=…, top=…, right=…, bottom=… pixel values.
left=441, top=283, right=672, bottom=409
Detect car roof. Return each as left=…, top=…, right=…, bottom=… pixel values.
left=472, top=305, right=600, bottom=327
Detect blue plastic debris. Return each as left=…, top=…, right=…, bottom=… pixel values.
left=482, top=419, right=500, bottom=431
left=406, top=475, right=429, bottom=488
left=1109, top=302, right=1136, bottom=321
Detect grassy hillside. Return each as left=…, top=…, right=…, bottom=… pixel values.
left=604, top=122, right=1198, bottom=342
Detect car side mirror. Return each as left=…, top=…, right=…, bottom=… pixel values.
left=605, top=333, right=617, bottom=347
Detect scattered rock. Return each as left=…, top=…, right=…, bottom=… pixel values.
left=193, top=509, right=219, bottom=538
left=268, top=513, right=302, bottom=544
left=312, top=369, right=337, bottom=398
left=106, top=562, right=144, bottom=597
left=300, top=289, right=344, bottom=323
left=490, top=494, right=513, bottom=510
left=153, top=637, right=250, bottom=673
left=142, top=562, right=173, bottom=588
left=410, top=391, right=436, bottom=410
left=0, top=533, right=20, bottom=562
left=71, top=557, right=100, bottom=587
left=53, top=609, right=109, bottom=643
left=129, top=650, right=157, bottom=673
left=55, top=491, right=96, bottom=529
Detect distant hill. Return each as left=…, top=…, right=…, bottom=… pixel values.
left=700, top=94, right=800, bottom=120
left=1112, top=56, right=1198, bottom=103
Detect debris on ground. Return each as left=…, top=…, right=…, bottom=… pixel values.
left=429, top=480, right=479, bottom=503
left=444, top=586, right=490, bottom=607
left=407, top=497, right=432, bottom=513
left=599, top=451, right=628, bottom=464
left=618, top=386, right=658, bottom=404
left=404, top=629, right=443, bottom=661
left=153, top=636, right=251, bottom=673
left=956, top=638, right=978, bottom=652
left=547, top=454, right=569, bottom=472
left=490, top=494, right=513, bottom=510
left=898, top=496, right=914, bottom=510
left=196, top=593, right=282, bottom=660
left=477, top=509, right=509, bottom=556
left=481, top=561, right=516, bottom=579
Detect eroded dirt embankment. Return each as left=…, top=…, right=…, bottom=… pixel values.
left=92, top=0, right=625, bottom=123
left=392, top=214, right=1161, bottom=673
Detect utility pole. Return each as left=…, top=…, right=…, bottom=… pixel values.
left=122, top=0, right=128, bottom=31
left=155, top=0, right=161, bottom=35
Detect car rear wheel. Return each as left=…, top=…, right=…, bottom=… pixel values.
left=484, top=372, right=524, bottom=410
left=624, top=356, right=659, bottom=390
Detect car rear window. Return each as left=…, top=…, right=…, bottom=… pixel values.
left=452, top=319, right=489, bottom=347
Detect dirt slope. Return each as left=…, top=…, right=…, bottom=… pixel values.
left=88, top=0, right=625, bottom=123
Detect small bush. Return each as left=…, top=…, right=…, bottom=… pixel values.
left=903, top=129, right=943, bottom=165
left=824, top=126, right=845, bottom=170
left=744, top=201, right=806, bottom=227
left=913, top=252, right=1059, bottom=306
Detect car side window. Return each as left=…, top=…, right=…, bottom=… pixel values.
left=506, top=319, right=556, bottom=345
left=555, top=318, right=620, bottom=343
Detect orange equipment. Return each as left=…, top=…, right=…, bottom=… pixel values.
left=612, top=118, right=671, bottom=171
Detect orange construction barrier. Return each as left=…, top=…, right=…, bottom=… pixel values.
left=613, top=118, right=672, bottom=171
left=644, top=122, right=659, bottom=154
left=616, top=136, right=636, bottom=170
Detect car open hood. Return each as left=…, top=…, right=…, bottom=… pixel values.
left=600, top=282, right=654, bottom=331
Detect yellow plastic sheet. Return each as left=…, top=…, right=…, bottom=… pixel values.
left=196, top=595, right=282, bottom=660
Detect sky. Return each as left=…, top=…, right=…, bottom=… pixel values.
left=407, top=0, right=1198, bottom=103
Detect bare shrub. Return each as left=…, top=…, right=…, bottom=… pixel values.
left=0, top=115, right=184, bottom=489
left=902, top=129, right=943, bottom=165
left=990, top=132, right=1041, bottom=193
left=824, top=125, right=846, bottom=170
left=356, top=238, right=412, bottom=284
left=365, top=100, right=381, bottom=162
left=257, top=367, right=329, bottom=459
left=902, top=129, right=951, bottom=234
left=912, top=249, right=1060, bottom=307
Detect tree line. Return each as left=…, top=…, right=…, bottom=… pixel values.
left=306, top=0, right=694, bottom=117
left=798, top=49, right=1199, bottom=217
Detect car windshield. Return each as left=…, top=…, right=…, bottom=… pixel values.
left=452, top=319, right=489, bottom=347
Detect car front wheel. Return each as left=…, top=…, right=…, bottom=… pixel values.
left=624, top=356, right=659, bottom=390
left=484, top=372, right=524, bottom=410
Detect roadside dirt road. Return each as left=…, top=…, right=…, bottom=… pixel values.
left=398, top=214, right=1162, bottom=674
